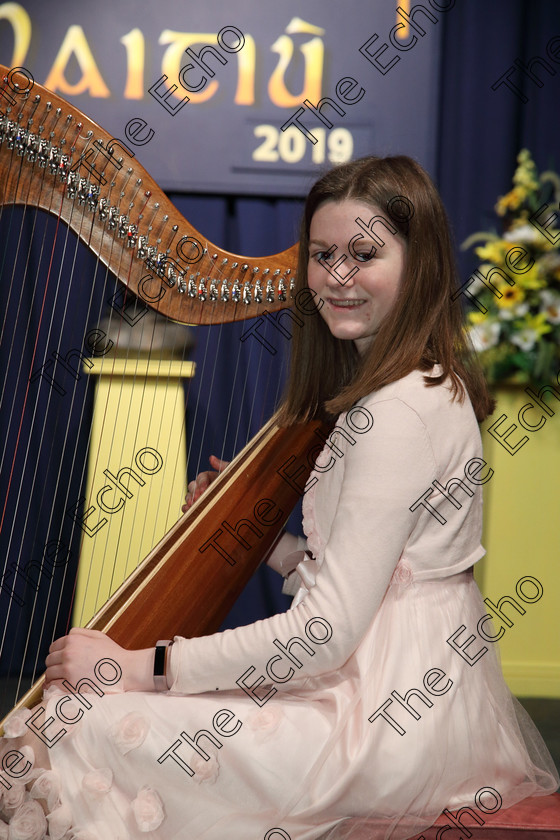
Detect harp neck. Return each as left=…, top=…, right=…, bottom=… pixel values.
left=0, top=64, right=298, bottom=325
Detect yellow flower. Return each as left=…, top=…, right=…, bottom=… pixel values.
left=513, top=263, right=546, bottom=291
left=513, top=149, right=540, bottom=188
left=517, top=311, right=552, bottom=337
left=495, top=150, right=540, bottom=216
left=474, top=241, right=509, bottom=264
left=468, top=310, right=487, bottom=325
left=496, top=284, right=525, bottom=309
left=496, top=186, right=527, bottom=215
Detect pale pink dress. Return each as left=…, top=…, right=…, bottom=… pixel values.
left=1, top=367, right=557, bottom=839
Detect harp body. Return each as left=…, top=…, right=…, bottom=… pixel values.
left=0, top=66, right=324, bottom=724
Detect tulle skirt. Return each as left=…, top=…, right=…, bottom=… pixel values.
left=1, top=570, right=557, bottom=839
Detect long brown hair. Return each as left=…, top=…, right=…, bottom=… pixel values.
left=277, top=155, right=494, bottom=424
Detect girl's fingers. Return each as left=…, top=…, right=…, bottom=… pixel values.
left=183, top=459, right=228, bottom=511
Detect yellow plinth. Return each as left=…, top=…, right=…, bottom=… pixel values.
left=73, top=356, right=195, bottom=627
left=476, top=386, right=560, bottom=697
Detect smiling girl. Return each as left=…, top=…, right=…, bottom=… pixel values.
left=3, top=156, right=557, bottom=840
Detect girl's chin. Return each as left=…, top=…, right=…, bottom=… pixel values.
left=328, top=324, right=369, bottom=341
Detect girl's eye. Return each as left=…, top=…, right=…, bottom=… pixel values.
left=311, top=250, right=335, bottom=263
left=352, top=246, right=377, bottom=262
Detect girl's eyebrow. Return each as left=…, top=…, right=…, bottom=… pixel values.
left=309, top=238, right=331, bottom=247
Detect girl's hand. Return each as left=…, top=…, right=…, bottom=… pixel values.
left=182, top=455, right=229, bottom=512
left=45, top=627, right=154, bottom=693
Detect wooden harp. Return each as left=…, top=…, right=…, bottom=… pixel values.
left=0, top=66, right=324, bottom=723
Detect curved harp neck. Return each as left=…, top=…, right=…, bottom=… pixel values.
left=0, top=65, right=299, bottom=325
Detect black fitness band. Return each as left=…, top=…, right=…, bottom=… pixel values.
left=154, top=640, right=173, bottom=691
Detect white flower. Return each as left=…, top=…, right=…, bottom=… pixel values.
left=498, top=301, right=529, bottom=321
left=539, top=290, right=560, bottom=324
left=2, top=711, right=32, bottom=739
left=468, top=321, right=501, bottom=352
left=511, top=328, right=537, bottom=351
left=131, top=787, right=165, bottom=832
left=502, top=223, right=543, bottom=244
left=29, top=771, right=61, bottom=812
left=81, top=768, right=113, bottom=799
left=190, top=754, right=220, bottom=785
left=108, top=712, right=149, bottom=755
left=2, top=783, right=25, bottom=814
left=246, top=707, right=284, bottom=743
left=46, top=804, right=72, bottom=840
left=7, top=800, right=47, bottom=840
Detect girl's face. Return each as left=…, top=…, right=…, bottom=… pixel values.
left=307, top=199, right=406, bottom=355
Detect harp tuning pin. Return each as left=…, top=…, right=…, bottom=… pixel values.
left=126, top=223, right=138, bottom=247
left=212, top=253, right=218, bottom=260
left=221, top=258, right=228, bottom=266
left=252, top=266, right=259, bottom=274
left=266, top=277, right=275, bottom=303
left=166, top=265, right=176, bottom=287
left=241, top=263, right=248, bottom=271
left=232, top=262, right=238, bottom=269
left=172, top=225, right=178, bottom=232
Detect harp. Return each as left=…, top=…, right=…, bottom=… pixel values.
left=0, top=66, right=325, bottom=723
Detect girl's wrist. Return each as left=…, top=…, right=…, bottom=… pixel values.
left=123, top=648, right=156, bottom=692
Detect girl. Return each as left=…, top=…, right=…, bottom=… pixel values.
left=2, top=156, right=557, bottom=840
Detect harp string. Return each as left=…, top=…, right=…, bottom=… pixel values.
left=0, top=71, right=296, bottom=713
left=0, top=184, right=73, bottom=695
left=2, top=145, right=111, bottom=691
left=1, top=210, right=290, bottom=701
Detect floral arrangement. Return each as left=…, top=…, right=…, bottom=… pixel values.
left=462, top=149, right=560, bottom=385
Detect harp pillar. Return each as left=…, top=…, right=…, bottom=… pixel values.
left=72, top=355, right=195, bottom=626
